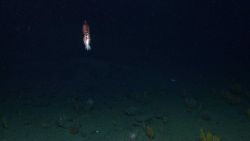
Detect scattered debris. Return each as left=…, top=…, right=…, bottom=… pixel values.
left=146, top=126, right=155, bottom=139
left=128, top=132, right=138, bottom=141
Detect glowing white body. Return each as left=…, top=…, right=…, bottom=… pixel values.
left=83, top=33, right=91, bottom=51
left=82, top=20, right=91, bottom=51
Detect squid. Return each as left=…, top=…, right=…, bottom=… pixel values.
left=82, top=20, right=91, bottom=50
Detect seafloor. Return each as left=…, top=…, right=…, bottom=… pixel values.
left=1, top=58, right=250, bottom=141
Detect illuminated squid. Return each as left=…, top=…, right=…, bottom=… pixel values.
left=82, top=20, right=91, bottom=50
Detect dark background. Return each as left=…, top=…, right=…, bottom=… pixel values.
left=1, top=0, right=250, bottom=76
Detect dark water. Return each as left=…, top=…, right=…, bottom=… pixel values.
left=1, top=0, right=250, bottom=141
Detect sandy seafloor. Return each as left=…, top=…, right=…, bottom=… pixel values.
left=1, top=58, right=250, bottom=141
